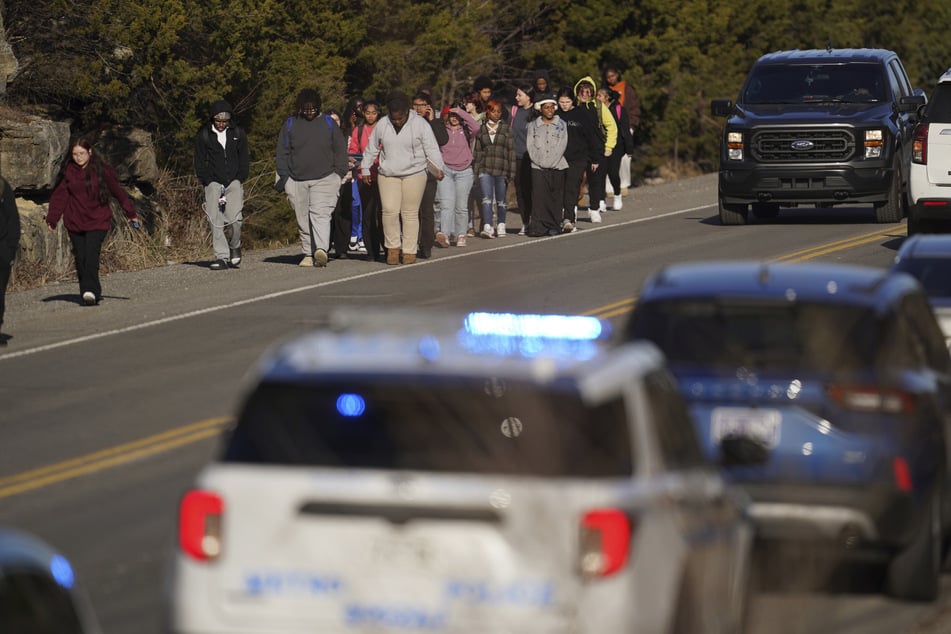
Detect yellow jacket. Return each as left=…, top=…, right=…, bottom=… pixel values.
left=573, top=75, right=618, bottom=153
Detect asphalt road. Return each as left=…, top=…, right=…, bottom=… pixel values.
left=2, top=172, right=950, bottom=633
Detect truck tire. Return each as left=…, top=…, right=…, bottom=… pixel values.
left=874, top=162, right=904, bottom=223
left=719, top=200, right=748, bottom=226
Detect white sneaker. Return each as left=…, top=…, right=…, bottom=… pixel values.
left=561, top=219, right=575, bottom=234
left=480, top=223, right=494, bottom=239
left=598, top=200, right=607, bottom=213
left=589, top=209, right=602, bottom=224
left=497, top=222, right=506, bottom=237
left=348, top=237, right=359, bottom=251
left=299, top=255, right=314, bottom=267
left=82, top=291, right=97, bottom=305
left=518, top=226, right=527, bottom=236
left=356, top=240, right=367, bottom=254
left=613, top=195, right=623, bottom=211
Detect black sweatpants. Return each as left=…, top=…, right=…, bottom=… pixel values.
left=0, top=258, right=9, bottom=330
left=418, top=175, right=438, bottom=257
left=358, top=179, right=383, bottom=261
left=69, top=229, right=107, bottom=300
left=515, top=155, right=534, bottom=226
left=562, top=160, right=587, bottom=222
left=527, top=168, right=565, bottom=236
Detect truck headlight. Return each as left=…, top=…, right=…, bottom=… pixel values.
left=727, top=131, right=743, bottom=160
left=864, top=130, right=883, bottom=159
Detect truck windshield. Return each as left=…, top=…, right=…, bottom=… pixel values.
left=742, top=63, right=885, bottom=105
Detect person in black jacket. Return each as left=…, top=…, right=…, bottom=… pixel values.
left=0, top=177, right=20, bottom=345
left=557, top=87, right=602, bottom=230
left=597, top=88, right=635, bottom=210
left=194, top=99, right=250, bottom=270
left=411, top=92, right=449, bottom=258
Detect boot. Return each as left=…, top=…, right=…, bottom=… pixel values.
left=386, top=248, right=400, bottom=265
left=402, top=253, right=416, bottom=265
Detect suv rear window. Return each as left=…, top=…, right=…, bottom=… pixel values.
left=927, top=84, right=951, bottom=122
left=743, top=63, right=885, bottom=104
left=224, top=376, right=634, bottom=477
left=629, top=299, right=904, bottom=372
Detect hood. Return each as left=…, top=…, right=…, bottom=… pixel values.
left=209, top=99, right=233, bottom=120
left=730, top=101, right=893, bottom=126
left=573, top=76, right=598, bottom=103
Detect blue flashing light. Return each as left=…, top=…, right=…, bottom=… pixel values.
left=336, top=393, right=366, bottom=417
left=50, top=554, right=75, bottom=589
left=463, top=312, right=605, bottom=341
left=418, top=335, right=441, bottom=361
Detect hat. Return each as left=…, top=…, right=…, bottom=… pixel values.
left=534, top=92, right=557, bottom=109
left=209, top=99, right=233, bottom=120
left=213, top=111, right=231, bottom=121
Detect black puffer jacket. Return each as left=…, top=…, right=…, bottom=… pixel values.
left=194, top=100, right=250, bottom=187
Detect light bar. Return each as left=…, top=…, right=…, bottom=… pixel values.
left=462, top=312, right=605, bottom=341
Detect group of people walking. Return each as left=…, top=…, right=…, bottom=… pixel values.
left=0, top=66, right=640, bottom=346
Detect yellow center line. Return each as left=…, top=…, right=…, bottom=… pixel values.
left=1, top=224, right=905, bottom=499
left=0, top=417, right=231, bottom=500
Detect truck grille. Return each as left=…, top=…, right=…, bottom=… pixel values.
left=751, top=129, right=855, bottom=162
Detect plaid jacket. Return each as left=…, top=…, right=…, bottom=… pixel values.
left=472, top=120, right=516, bottom=180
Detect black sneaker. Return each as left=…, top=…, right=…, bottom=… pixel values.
left=210, top=259, right=229, bottom=270
left=229, top=247, right=242, bottom=267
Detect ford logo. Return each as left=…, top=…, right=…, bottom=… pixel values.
left=791, top=139, right=815, bottom=151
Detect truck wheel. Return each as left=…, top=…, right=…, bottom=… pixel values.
left=874, top=163, right=904, bottom=223
left=719, top=200, right=748, bottom=225
left=907, top=207, right=922, bottom=235
left=886, top=485, right=941, bottom=601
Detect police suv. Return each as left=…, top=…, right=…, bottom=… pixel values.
left=165, top=310, right=760, bottom=634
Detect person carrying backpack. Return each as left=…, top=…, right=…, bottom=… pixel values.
left=275, top=88, right=349, bottom=268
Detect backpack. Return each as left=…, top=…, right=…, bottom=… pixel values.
left=284, top=114, right=334, bottom=147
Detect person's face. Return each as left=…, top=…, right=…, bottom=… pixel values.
left=605, top=70, right=620, bottom=86
left=212, top=115, right=229, bottom=131
left=535, top=78, right=548, bottom=93
left=558, top=97, right=574, bottom=111
left=486, top=104, right=502, bottom=122
left=411, top=99, right=431, bottom=119
left=539, top=102, right=556, bottom=121
left=390, top=110, right=408, bottom=127
left=479, top=87, right=492, bottom=102
left=447, top=113, right=462, bottom=127
left=515, top=89, right=531, bottom=107
left=363, top=105, right=380, bottom=124
left=302, top=102, right=318, bottom=121
left=71, top=145, right=91, bottom=168
left=578, top=85, right=593, bottom=102
left=596, top=90, right=610, bottom=105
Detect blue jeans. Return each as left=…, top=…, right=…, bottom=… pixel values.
left=437, top=166, right=473, bottom=237
left=478, top=173, right=507, bottom=226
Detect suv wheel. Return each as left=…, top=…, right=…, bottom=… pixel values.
left=874, top=160, right=904, bottom=223
left=719, top=199, right=748, bottom=225
left=886, top=483, right=941, bottom=601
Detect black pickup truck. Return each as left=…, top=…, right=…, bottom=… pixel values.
left=711, top=48, right=926, bottom=225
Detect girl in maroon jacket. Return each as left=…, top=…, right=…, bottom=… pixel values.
left=45, top=137, right=139, bottom=306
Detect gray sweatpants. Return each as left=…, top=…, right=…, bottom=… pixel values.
left=285, top=174, right=341, bottom=255
left=204, top=180, right=243, bottom=260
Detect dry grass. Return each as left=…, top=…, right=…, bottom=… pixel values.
left=10, top=162, right=294, bottom=291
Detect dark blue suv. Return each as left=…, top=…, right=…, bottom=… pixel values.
left=623, top=260, right=951, bottom=600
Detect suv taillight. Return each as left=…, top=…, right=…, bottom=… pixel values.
left=827, top=385, right=918, bottom=415
left=912, top=123, right=929, bottom=164
left=579, top=508, right=633, bottom=578
left=179, top=489, right=224, bottom=561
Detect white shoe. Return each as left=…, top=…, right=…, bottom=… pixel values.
left=356, top=240, right=367, bottom=254
left=613, top=195, right=623, bottom=211
left=561, top=219, right=575, bottom=234
left=518, top=226, right=527, bottom=236
left=82, top=291, right=97, bottom=305
left=348, top=237, right=359, bottom=251
left=299, top=255, right=314, bottom=267
left=598, top=200, right=607, bottom=213
left=480, top=223, right=494, bottom=239
left=497, top=222, right=506, bottom=237
left=589, top=209, right=602, bottom=224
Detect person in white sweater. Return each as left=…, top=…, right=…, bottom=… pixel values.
left=360, top=92, right=445, bottom=265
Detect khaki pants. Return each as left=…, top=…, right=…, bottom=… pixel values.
left=378, top=171, right=427, bottom=255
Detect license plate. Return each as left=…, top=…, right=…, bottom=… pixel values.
left=711, top=407, right=781, bottom=448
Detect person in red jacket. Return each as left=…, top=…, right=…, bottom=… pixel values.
left=45, top=137, right=140, bottom=306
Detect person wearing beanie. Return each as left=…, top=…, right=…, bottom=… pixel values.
left=0, top=176, right=19, bottom=345
left=275, top=88, right=349, bottom=268
left=194, top=99, right=250, bottom=270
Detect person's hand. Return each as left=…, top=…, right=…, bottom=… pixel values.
left=46, top=220, right=56, bottom=232
left=604, top=150, right=613, bottom=157
left=435, top=169, right=445, bottom=181
left=591, top=162, right=600, bottom=170
left=362, top=175, right=372, bottom=185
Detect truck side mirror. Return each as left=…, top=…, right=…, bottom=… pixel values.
left=711, top=99, right=733, bottom=117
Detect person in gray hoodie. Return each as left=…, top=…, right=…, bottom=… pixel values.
left=275, top=88, right=349, bottom=268
left=360, top=92, right=445, bottom=265
left=525, top=93, right=568, bottom=237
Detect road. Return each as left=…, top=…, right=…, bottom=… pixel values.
left=2, top=172, right=950, bottom=633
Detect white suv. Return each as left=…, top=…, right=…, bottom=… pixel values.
left=909, top=68, right=951, bottom=234
left=165, top=310, right=760, bottom=634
